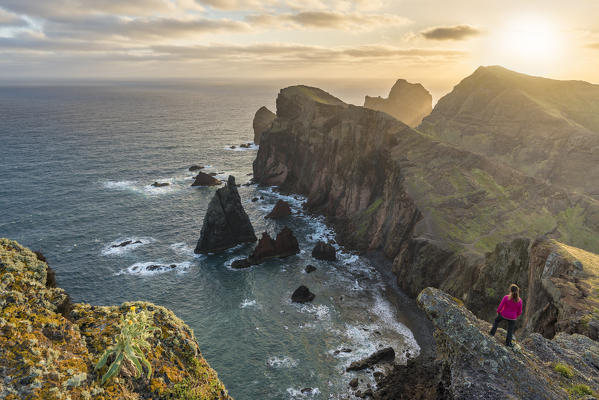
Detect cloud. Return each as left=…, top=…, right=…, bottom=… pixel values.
left=586, top=42, right=599, bottom=49
left=0, top=0, right=176, bottom=18
left=247, top=11, right=409, bottom=30
left=420, top=24, right=481, bottom=41
left=0, top=8, right=29, bottom=27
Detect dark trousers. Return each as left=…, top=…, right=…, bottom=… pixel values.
left=490, top=314, right=516, bottom=345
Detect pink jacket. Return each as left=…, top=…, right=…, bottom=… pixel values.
left=497, top=295, right=523, bottom=320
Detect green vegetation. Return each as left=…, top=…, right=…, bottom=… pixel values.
left=485, top=287, right=496, bottom=298
left=553, top=362, right=574, bottom=379
left=96, top=306, right=159, bottom=385
left=567, top=384, right=593, bottom=397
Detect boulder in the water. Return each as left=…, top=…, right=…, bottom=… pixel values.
left=346, top=347, right=395, bottom=371
left=189, top=165, right=204, bottom=171
left=195, top=175, right=257, bottom=254
left=231, top=258, right=251, bottom=269
left=311, top=241, right=337, bottom=261
left=191, top=172, right=221, bottom=187
left=305, top=265, right=317, bottom=273
left=291, top=285, right=315, bottom=303
left=266, top=200, right=292, bottom=219
left=111, top=240, right=142, bottom=248
left=151, top=182, right=170, bottom=187
left=248, top=227, right=299, bottom=264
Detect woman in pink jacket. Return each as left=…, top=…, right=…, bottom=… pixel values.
left=489, top=284, right=523, bottom=347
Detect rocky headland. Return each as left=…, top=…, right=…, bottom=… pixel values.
left=252, top=73, right=599, bottom=397
left=252, top=106, right=276, bottom=145
left=364, top=79, right=433, bottom=127
left=0, top=238, right=231, bottom=400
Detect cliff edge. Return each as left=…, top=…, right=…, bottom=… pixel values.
left=0, top=238, right=231, bottom=400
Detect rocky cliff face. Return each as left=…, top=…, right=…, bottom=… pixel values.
left=252, top=106, right=275, bottom=145
left=419, top=66, right=599, bottom=200
left=375, top=287, right=599, bottom=400
left=364, top=79, right=432, bottom=127
left=0, top=239, right=231, bottom=400
left=252, top=84, right=599, bottom=342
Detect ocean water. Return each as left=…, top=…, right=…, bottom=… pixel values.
left=0, top=82, right=419, bottom=399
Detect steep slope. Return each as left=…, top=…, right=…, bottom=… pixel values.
left=419, top=66, right=599, bottom=199
left=364, top=79, right=432, bottom=127
left=253, top=84, right=599, bottom=338
left=0, top=239, right=231, bottom=400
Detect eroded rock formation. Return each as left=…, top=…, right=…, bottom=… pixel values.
left=248, top=226, right=299, bottom=264
left=0, top=239, right=231, bottom=400
left=191, top=171, right=221, bottom=187
left=364, top=79, right=432, bottom=127
left=195, top=175, right=256, bottom=254
left=252, top=106, right=275, bottom=145
left=265, top=199, right=292, bottom=219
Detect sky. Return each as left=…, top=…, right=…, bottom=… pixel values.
left=0, top=0, right=598, bottom=96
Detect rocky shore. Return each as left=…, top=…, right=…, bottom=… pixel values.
left=252, top=75, right=599, bottom=397
left=0, top=238, right=231, bottom=400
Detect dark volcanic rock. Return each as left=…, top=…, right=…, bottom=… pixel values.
left=151, top=182, right=170, bottom=187
left=195, top=176, right=257, bottom=254
left=231, top=258, right=251, bottom=269
left=305, top=265, right=316, bottom=273
left=191, top=172, right=221, bottom=187
left=111, top=240, right=142, bottom=248
left=253, top=106, right=276, bottom=144
left=247, top=226, right=299, bottom=264
left=189, top=165, right=204, bottom=171
left=346, top=347, right=395, bottom=371
left=311, top=241, right=336, bottom=261
left=291, top=285, right=315, bottom=303
left=266, top=199, right=292, bottom=219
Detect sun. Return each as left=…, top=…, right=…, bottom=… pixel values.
left=482, top=16, right=564, bottom=75
left=502, top=17, right=560, bottom=60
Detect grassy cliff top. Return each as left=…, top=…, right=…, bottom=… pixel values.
left=0, top=238, right=232, bottom=400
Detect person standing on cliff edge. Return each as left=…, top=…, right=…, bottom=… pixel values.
left=489, top=284, right=523, bottom=348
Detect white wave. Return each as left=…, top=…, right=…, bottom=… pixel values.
left=115, top=261, right=191, bottom=276
left=169, top=242, right=195, bottom=257
left=101, top=237, right=154, bottom=256
left=240, top=299, right=257, bottom=308
left=286, top=387, right=321, bottom=398
left=102, top=180, right=137, bottom=191
left=371, top=293, right=420, bottom=351
left=299, top=304, right=331, bottom=320
left=224, top=144, right=258, bottom=152
left=267, top=356, right=298, bottom=368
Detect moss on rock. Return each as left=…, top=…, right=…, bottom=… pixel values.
left=0, top=238, right=232, bottom=400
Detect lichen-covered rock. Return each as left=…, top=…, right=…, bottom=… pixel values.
left=364, top=79, right=432, bottom=127
left=252, top=106, right=275, bottom=145
left=195, top=175, right=257, bottom=254
left=383, top=287, right=599, bottom=400
left=0, top=238, right=232, bottom=400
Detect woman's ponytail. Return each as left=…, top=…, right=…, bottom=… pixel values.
left=509, top=284, right=520, bottom=302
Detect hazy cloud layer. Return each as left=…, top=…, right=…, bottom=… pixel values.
left=0, top=8, right=29, bottom=27
left=247, top=11, right=409, bottom=30
left=420, top=24, right=480, bottom=40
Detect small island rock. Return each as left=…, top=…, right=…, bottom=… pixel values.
left=266, top=200, right=292, bottom=219
left=291, top=285, right=315, bottom=303
left=311, top=241, right=336, bottom=261
left=195, top=176, right=257, bottom=254
left=191, top=172, right=221, bottom=187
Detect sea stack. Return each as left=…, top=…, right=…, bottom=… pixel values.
left=194, top=175, right=257, bottom=254
left=252, top=106, right=276, bottom=145
left=364, top=79, right=432, bottom=127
